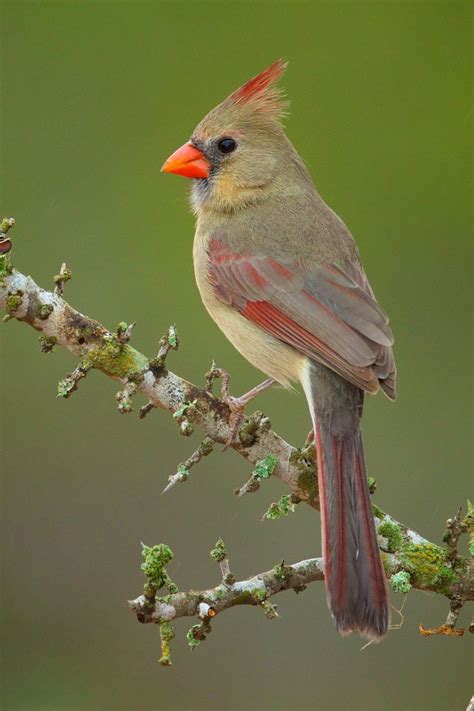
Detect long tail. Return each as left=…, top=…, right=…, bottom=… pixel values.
left=307, top=363, right=389, bottom=640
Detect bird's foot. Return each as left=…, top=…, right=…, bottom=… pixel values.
left=207, top=367, right=275, bottom=450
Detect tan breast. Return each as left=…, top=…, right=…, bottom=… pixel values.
left=193, top=227, right=308, bottom=389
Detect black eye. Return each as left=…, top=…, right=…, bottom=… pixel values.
left=217, top=137, right=236, bottom=154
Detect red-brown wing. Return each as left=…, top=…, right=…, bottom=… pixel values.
left=208, top=239, right=396, bottom=398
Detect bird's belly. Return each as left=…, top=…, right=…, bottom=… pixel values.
left=193, top=241, right=307, bottom=389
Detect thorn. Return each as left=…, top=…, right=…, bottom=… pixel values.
left=161, top=475, right=182, bottom=495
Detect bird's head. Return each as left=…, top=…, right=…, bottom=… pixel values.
left=161, top=59, right=296, bottom=214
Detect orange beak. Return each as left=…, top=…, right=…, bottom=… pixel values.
left=161, top=142, right=210, bottom=179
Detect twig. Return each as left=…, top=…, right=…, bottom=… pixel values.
left=1, top=253, right=473, bottom=625
left=162, top=437, right=215, bottom=494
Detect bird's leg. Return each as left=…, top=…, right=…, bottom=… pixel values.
left=209, top=368, right=275, bottom=449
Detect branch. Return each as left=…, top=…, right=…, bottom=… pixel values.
left=1, top=235, right=472, bottom=658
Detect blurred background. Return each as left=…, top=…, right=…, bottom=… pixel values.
left=1, top=1, right=472, bottom=709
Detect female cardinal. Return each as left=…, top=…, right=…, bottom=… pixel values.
left=162, top=60, right=396, bottom=640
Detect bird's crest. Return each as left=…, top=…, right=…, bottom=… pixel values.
left=228, top=59, right=288, bottom=114
left=195, top=59, right=289, bottom=137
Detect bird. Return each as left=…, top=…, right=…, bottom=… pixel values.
left=161, top=59, right=396, bottom=640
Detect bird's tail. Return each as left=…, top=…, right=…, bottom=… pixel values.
left=308, top=364, right=389, bottom=640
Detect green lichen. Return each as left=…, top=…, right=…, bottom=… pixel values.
left=173, top=400, right=197, bottom=436
left=372, top=504, right=385, bottom=520
left=210, top=538, right=227, bottom=563
left=116, top=389, right=133, bottom=413
left=141, top=544, right=178, bottom=599
left=231, top=590, right=254, bottom=605
left=39, top=334, right=57, bottom=353
left=82, top=338, right=148, bottom=379
left=390, top=571, right=412, bottom=593
left=252, top=589, right=267, bottom=602
left=378, top=518, right=404, bottom=552
left=186, top=624, right=202, bottom=648
left=57, top=378, right=71, bottom=398
left=0, top=254, right=12, bottom=285
left=399, top=541, right=458, bottom=593
left=367, top=477, right=377, bottom=495
left=5, top=291, right=22, bottom=317
left=167, top=324, right=178, bottom=349
left=176, top=463, right=189, bottom=482
left=380, top=551, right=398, bottom=577
left=264, top=494, right=296, bottom=520
left=238, top=410, right=271, bottom=447
left=260, top=600, right=278, bottom=619
left=159, top=621, right=175, bottom=666
left=273, top=562, right=291, bottom=582
left=253, top=454, right=278, bottom=479
left=39, top=303, right=54, bottom=320
left=213, top=586, right=226, bottom=601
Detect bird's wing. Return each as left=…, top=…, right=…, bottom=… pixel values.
left=207, top=238, right=396, bottom=398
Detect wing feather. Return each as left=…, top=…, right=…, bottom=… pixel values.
left=207, top=239, right=396, bottom=398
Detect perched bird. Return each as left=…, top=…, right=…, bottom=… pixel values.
left=162, top=60, right=396, bottom=640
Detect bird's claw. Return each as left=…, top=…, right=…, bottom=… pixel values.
left=206, top=366, right=275, bottom=450
left=221, top=395, right=248, bottom=451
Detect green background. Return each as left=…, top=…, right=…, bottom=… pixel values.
left=1, top=1, right=472, bottom=709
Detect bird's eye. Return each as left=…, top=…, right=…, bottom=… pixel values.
left=217, top=137, right=237, bottom=154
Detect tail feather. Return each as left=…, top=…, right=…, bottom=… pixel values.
left=308, top=363, right=389, bottom=640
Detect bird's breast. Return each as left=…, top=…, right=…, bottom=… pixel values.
left=192, top=227, right=307, bottom=389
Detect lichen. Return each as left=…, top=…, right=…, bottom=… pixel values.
left=186, top=624, right=202, bottom=648
left=238, top=410, right=271, bottom=447
left=167, top=324, right=178, bottom=349
left=39, top=303, right=54, bottom=320
left=141, top=544, right=178, bottom=601
left=253, top=454, right=278, bottom=479
left=0, top=254, right=12, bottom=285
left=5, top=291, right=22, bottom=317
left=399, top=541, right=458, bottom=593
left=290, top=447, right=318, bottom=502
left=367, top=477, right=377, bottom=495
left=252, top=589, right=267, bottom=602
left=372, top=504, right=385, bottom=520
left=39, top=334, right=57, bottom=353
left=378, top=518, right=404, bottom=552
left=260, top=600, right=278, bottom=619
left=173, top=400, right=197, bottom=436
left=82, top=339, right=148, bottom=379
left=213, top=586, right=226, bottom=601
left=159, top=621, right=175, bottom=666
left=390, top=571, right=412, bottom=593
left=264, top=494, right=296, bottom=520
left=273, top=562, right=291, bottom=582
left=210, top=538, right=227, bottom=563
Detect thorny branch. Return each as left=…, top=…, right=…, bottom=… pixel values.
left=1, top=223, right=472, bottom=665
